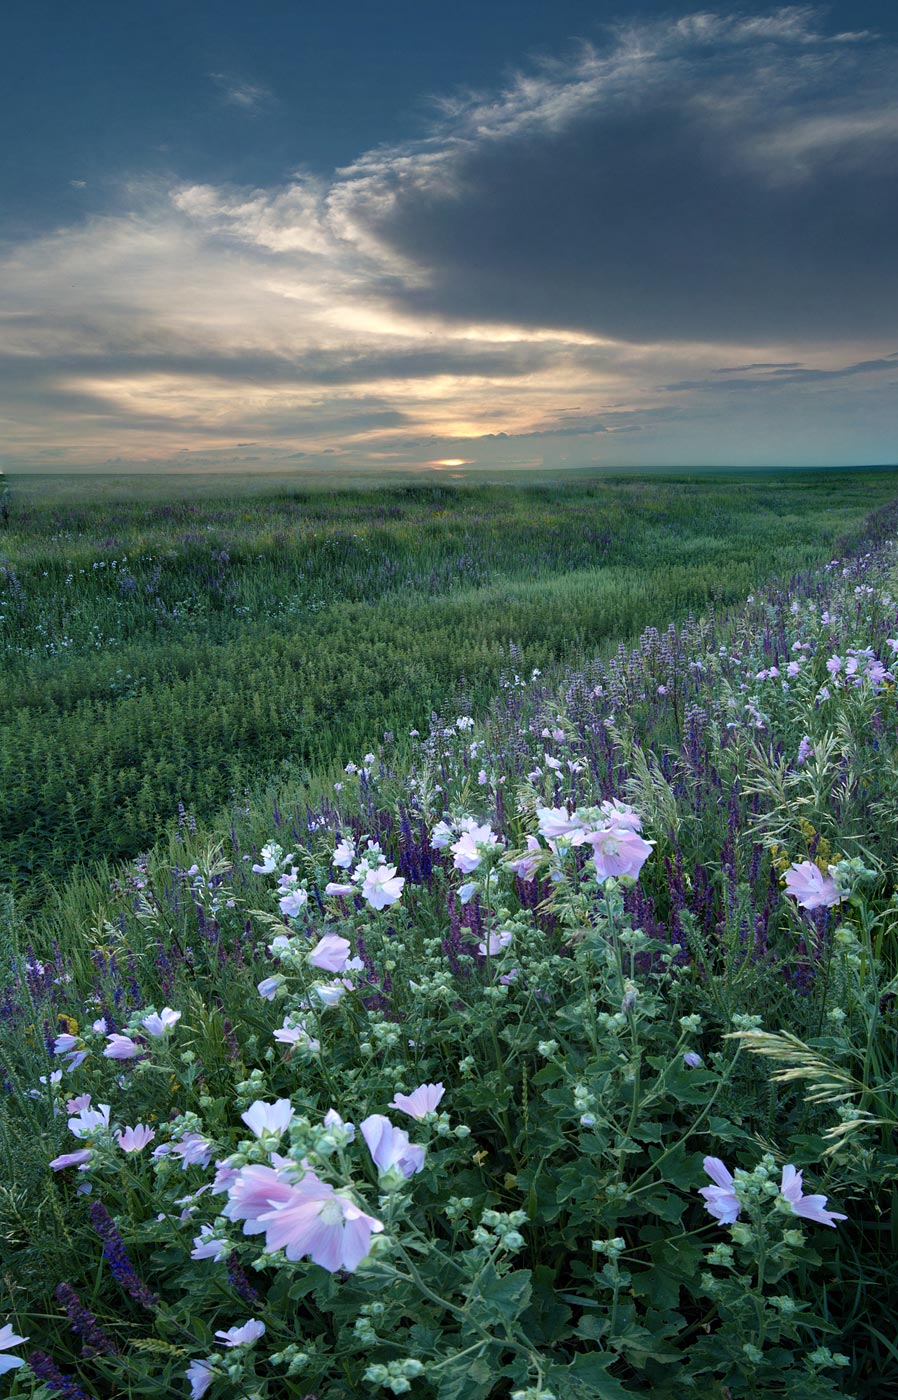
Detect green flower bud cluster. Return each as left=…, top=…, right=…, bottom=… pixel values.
left=363, top=1358, right=425, bottom=1393
left=474, top=1207, right=528, bottom=1252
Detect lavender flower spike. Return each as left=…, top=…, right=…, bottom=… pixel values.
left=88, top=1202, right=159, bottom=1309
left=25, top=1350, right=96, bottom=1399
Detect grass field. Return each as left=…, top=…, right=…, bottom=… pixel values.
left=2, top=468, right=896, bottom=896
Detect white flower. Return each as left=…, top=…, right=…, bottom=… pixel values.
left=0, top=1321, right=29, bottom=1375
left=314, top=981, right=349, bottom=1008
left=69, top=1103, right=111, bottom=1139
left=116, top=1123, right=156, bottom=1153
left=241, top=1099, right=295, bottom=1141
left=430, top=819, right=455, bottom=849
left=215, top=1319, right=266, bottom=1347
left=333, top=837, right=355, bottom=868
left=191, top=1226, right=229, bottom=1261
left=451, top=823, right=501, bottom=874
left=273, top=1018, right=319, bottom=1052
left=252, top=842, right=286, bottom=874
left=186, top=1358, right=216, bottom=1398
left=142, top=1007, right=181, bottom=1037
left=279, top=888, right=309, bottom=917
left=361, top=864, right=405, bottom=910
left=478, top=930, right=513, bottom=957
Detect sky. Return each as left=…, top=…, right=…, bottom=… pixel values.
left=2, top=0, right=897, bottom=475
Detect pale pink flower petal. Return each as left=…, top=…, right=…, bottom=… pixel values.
left=309, top=933, right=352, bottom=973
left=784, top=860, right=845, bottom=911
left=360, top=1114, right=426, bottom=1177
left=698, top=1156, right=741, bottom=1224
left=389, top=1083, right=445, bottom=1119
left=117, top=1124, right=156, bottom=1153
left=214, top=1319, right=266, bottom=1347
left=50, top=1148, right=93, bottom=1171
left=780, top=1165, right=847, bottom=1228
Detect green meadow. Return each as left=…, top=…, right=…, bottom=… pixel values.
left=2, top=468, right=895, bottom=897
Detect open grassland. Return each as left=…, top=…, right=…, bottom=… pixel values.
left=2, top=479, right=898, bottom=1397
left=2, top=469, right=896, bottom=896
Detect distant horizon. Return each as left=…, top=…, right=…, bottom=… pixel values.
left=3, top=1, right=897, bottom=474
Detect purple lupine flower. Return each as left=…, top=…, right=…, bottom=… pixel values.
left=88, top=1202, right=159, bottom=1309
left=54, top=1284, right=118, bottom=1357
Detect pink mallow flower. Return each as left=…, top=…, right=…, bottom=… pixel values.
left=214, top=1319, right=266, bottom=1347
left=68, top=1103, right=111, bottom=1138
left=361, top=865, right=405, bottom=910
left=504, top=834, right=543, bottom=881
left=191, top=1226, right=229, bottom=1261
left=699, top=1157, right=741, bottom=1224
left=223, top=1163, right=298, bottom=1234
left=535, top=806, right=581, bottom=840
left=50, top=1148, right=93, bottom=1172
left=451, top=823, right=502, bottom=873
left=241, top=1099, right=295, bottom=1141
left=186, top=1358, right=216, bottom=1400
left=478, top=930, right=513, bottom=956
left=227, top=1165, right=383, bottom=1272
left=103, top=1033, right=141, bottom=1060
left=142, top=1007, right=181, bottom=1037
left=599, top=800, right=643, bottom=831
left=360, top=1114, right=426, bottom=1178
left=0, top=1322, right=28, bottom=1376
left=578, top=825, right=654, bottom=883
left=309, top=933, right=352, bottom=973
left=780, top=1165, right=847, bottom=1228
left=389, top=1083, right=445, bottom=1120
left=324, top=881, right=355, bottom=897
left=784, top=860, right=846, bottom=911
left=116, top=1124, right=156, bottom=1153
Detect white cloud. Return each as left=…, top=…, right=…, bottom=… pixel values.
left=209, top=72, right=273, bottom=111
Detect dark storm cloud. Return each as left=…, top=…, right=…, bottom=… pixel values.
left=664, top=352, right=898, bottom=390
left=344, top=10, right=898, bottom=344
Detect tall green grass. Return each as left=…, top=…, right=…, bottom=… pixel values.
left=2, top=469, right=896, bottom=896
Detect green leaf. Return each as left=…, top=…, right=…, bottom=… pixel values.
left=522, top=1265, right=573, bottom=1345
left=470, top=1265, right=533, bottom=1329
left=435, top=1353, right=496, bottom=1400
left=548, top=1351, right=636, bottom=1397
